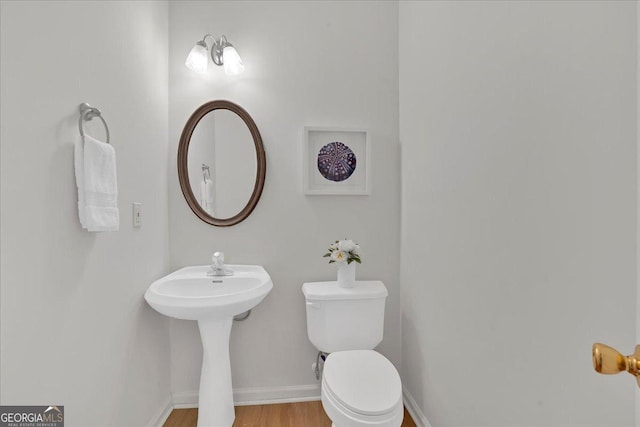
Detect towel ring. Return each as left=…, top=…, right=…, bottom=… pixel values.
left=78, top=103, right=110, bottom=144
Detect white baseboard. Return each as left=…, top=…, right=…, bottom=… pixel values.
left=234, top=384, right=321, bottom=406
left=171, top=384, right=322, bottom=409
left=402, top=385, right=432, bottom=427
left=171, top=390, right=199, bottom=409
left=147, top=395, right=173, bottom=427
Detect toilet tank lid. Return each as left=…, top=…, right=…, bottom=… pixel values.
left=302, top=281, right=387, bottom=301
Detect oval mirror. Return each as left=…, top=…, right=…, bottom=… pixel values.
left=178, top=100, right=266, bottom=226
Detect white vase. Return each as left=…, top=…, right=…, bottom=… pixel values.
left=337, top=262, right=356, bottom=288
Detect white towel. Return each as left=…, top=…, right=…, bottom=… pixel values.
left=74, top=134, right=119, bottom=232
left=200, top=178, right=215, bottom=216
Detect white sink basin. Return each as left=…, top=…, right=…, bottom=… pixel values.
left=144, top=265, right=273, bottom=320
left=144, top=264, right=273, bottom=427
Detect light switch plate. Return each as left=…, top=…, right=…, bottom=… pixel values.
left=132, top=203, right=142, bottom=228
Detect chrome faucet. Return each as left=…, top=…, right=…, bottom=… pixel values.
left=212, top=251, right=224, bottom=271
left=208, top=251, right=233, bottom=276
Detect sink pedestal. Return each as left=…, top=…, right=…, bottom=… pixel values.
left=197, top=317, right=235, bottom=427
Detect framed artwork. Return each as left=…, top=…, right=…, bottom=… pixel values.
left=303, top=127, right=370, bottom=195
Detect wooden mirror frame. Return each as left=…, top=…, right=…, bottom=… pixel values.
left=177, top=100, right=266, bottom=227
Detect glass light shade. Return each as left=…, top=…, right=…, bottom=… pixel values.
left=222, top=45, right=245, bottom=76
left=185, top=42, right=208, bottom=73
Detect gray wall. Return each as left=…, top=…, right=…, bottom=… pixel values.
left=399, top=1, right=637, bottom=426
left=0, top=1, right=171, bottom=426
left=167, top=0, right=401, bottom=403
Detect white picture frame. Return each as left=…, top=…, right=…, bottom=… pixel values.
left=303, top=127, right=370, bottom=195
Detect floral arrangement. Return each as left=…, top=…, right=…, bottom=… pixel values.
left=323, top=239, right=362, bottom=265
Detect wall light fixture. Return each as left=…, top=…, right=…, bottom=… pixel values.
left=185, top=34, right=245, bottom=76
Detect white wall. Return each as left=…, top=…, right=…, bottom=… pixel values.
left=167, top=0, right=400, bottom=403
left=0, top=2, right=171, bottom=426
left=399, top=1, right=637, bottom=426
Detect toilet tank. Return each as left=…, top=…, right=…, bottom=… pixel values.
left=302, top=281, right=388, bottom=353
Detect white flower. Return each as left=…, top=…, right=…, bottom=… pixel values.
left=325, top=238, right=362, bottom=265
left=338, top=239, right=356, bottom=253
left=330, top=250, right=348, bottom=264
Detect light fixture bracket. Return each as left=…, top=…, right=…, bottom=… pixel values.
left=211, top=35, right=231, bottom=66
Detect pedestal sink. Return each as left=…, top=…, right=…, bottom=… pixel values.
left=144, top=265, right=273, bottom=427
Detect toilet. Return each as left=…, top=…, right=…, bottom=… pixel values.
left=302, top=280, right=403, bottom=427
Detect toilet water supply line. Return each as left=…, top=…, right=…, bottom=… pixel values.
left=314, top=351, right=329, bottom=380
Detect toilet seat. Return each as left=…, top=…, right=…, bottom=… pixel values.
left=321, top=350, right=403, bottom=427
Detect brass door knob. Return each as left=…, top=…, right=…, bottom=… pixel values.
left=592, top=343, right=640, bottom=387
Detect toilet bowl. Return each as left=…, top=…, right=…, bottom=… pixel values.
left=321, top=350, right=403, bottom=427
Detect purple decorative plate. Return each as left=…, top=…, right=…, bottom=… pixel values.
left=317, top=142, right=357, bottom=182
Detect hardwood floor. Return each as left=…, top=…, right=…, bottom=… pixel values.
left=163, top=401, right=418, bottom=427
